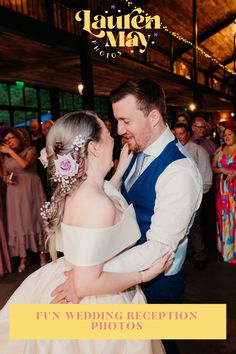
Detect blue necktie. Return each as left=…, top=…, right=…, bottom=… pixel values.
left=126, top=152, right=147, bottom=192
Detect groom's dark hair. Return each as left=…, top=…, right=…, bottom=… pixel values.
left=110, top=78, right=166, bottom=122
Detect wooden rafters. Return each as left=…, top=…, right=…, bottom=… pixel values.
left=174, top=13, right=236, bottom=61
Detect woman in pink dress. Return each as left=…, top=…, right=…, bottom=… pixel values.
left=0, top=178, right=11, bottom=276
left=0, top=128, right=47, bottom=272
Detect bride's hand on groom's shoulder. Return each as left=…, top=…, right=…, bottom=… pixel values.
left=50, top=269, right=80, bottom=304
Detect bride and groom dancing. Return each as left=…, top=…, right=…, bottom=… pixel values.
left=0, top=78, right=202, bottom=354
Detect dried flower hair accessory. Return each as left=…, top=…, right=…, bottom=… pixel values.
left=70, top=134, right=86, bottom=151
left=40, top=201, right=57, bottom=221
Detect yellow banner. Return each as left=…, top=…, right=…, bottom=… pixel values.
left=10, top=304, right=226, bottom=340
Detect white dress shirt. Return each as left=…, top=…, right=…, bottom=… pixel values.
left=104, top=126, right=202, bottom=275
left=184, top=140, right=212, bottom=194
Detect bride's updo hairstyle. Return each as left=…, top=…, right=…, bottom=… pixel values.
left=44, top=111, right=102, bottom=260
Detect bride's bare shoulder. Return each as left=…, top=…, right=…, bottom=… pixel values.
left=63, top=184, right=116, bottom=228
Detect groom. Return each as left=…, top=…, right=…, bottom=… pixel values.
left=106, top=79, right=202, bottom=301
left=51, top=79, right=202, bottom=353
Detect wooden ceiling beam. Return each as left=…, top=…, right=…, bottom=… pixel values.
left=55, top=0, right=82, bottom=11
left=221, top=55, right=234, bottom=67
left=207, top=55, right=234, bottom=74
left=174, top=13, right=236, bottom=60
left=0, top=56, right=81, bottom=76
left=0, top=6, right=82, bottom=53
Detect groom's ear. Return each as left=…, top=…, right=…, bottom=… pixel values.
left=148, top=109, right=161, bottom=128
left=87, top=140, right=100, bottom=157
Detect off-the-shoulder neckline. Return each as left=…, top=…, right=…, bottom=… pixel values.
left=61, top=203, right=134, bottom=231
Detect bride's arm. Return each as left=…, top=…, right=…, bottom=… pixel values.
left=110, top=144, right=133, bottom=189
left=70, top=192, right=172, bottom=297
left=50, top=252, right=172, bottom=303
left=55, top=191, right=172, bottom=300
left=72, top=252, right=172, bottom=297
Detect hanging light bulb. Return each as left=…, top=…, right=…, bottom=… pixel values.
left=189, top=103, right=196, bottom=111
left=78, top=83, right=84, bottom=95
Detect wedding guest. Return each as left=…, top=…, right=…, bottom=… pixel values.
left=0, top=128, right=47, bottom=271
left=42, top=120, right=54, bottom=138
left=174, top=123, right=212, bottom=270
left=213, top=121, right=226, bottom=148
left=175, top=113, right=191, bottom=128
left=191, top=116, right=217, bottom=249
left=0, top=162, right=11, bottom=276
left=29, top=118, right=47, bottom=193
left=212, top=121, right=236, bottom=263
left=39, top=120, right=54, bottom=197
left=104, top=118, right=122, bottom=179
left=191, top=116, right=217, bottom=159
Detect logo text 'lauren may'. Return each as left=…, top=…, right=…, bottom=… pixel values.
left=75, top=7, right=160, bottom=54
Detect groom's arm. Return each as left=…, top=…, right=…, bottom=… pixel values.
left=104, top=161, right=202, bottom=273
left=50, top=161, right=202, bottom=303
left=103, top=240, right=170, bottom=272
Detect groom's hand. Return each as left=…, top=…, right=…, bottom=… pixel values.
left=50, top=270, right=80, bottom=304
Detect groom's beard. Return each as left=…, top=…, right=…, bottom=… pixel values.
left=122, top=135, right=139, bottom=153
left=125, top=137, right=145, bottom=154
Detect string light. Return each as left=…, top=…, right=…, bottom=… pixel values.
left=104, top=2, right=235, bottom=76
left=161, top=22, right=236, bottom=76
left=124, top=0, right=133, bottom=6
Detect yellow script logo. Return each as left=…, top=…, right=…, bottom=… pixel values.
left=75, top=7, right=160, bottom=54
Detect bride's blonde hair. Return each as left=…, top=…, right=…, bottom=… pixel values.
left=45, top=111, right=102, bottom=261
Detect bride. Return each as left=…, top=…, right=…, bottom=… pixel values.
left=0, top=111, right=172, bottom=354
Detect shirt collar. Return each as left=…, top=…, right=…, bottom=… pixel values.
left=144, top=125, right=175, bottom=157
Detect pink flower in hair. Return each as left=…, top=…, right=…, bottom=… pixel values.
left=54, top=154, right=79, bottom=178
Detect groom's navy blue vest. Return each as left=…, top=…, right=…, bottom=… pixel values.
left=121, top=139, right=187, bottom=302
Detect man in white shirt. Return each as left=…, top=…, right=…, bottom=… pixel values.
left=174, top=123, right=213, bottom=270
left=105, top=79, right=202, bottom=289
left=191, top=116, right=217, bottom=250
left=107, top=79, right=202, bottom=354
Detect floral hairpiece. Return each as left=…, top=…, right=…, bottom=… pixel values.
left=41, top=134, right=86, bottom=221
left=41, top=135, right=87, bottom=220
left=53, top=154, right=78, bottom=193
left=53, top=134, right=86, bottom=193
left=70, top=134, right=86, bottom=151
left=40, top=201, right=56, bottom=221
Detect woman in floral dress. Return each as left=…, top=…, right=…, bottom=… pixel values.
left=212, top=121, right=236, bottom=263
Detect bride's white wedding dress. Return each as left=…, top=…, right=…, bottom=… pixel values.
left=0, top=182, right=165, bottom=354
